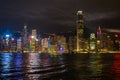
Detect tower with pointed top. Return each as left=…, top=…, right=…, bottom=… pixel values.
left=96, top=26, right=102, bottom=52
left=23, top=25, right=28, bottom=44
left=22, top=25, right=29, bottom=52
left=76, top=11, right=84, bottom=52
left=97, top=26, right=102, bottom=40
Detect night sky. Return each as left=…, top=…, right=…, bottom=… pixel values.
left=0, top=0, right=120, bottom=33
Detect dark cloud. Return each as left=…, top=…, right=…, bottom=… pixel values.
left=0, top=0, right=120, bottom=33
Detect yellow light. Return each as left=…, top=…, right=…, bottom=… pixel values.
left=97, top=40, right=100, bottom=45
left=77, top=11, right=83, bottom=14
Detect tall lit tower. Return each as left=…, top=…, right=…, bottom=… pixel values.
left=32, top=29, right=37, bottom=39
left=97, top=26, right=102, bottom=40
left=23, top=25, right=28, bottom=44
left=97, top=26, right=102, bottom=52
left=76, top=11, right=84, bottom=52
left=29, top=29, right=37, bottom=52
left=22, top=24, right=29, bottom=52
left=89, top=33, right=96, bottom=52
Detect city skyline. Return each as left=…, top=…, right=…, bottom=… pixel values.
left=0, top=0, right=120, bottom=33
left=0, top=17, right=119, bottom=53
left=0, top=1, right=120, bottom=79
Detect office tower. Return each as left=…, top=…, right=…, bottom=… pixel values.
left=22, top=25, right=29, bottom=52
left=96, top=26, right=102, bottom=52
left=68, top=36, right=76, bottom=53
left=17, top=38, right=22, bottom=52
left=97, top=26, right=102, bottom=40
left=0, top=35, right=4, bottom=51
left=32, top=29, right=37, bottom=39
left=113, top=34, right=120, bottom=51
left=41, top=38, right=49, bottom=52
left=106, top=35, right=114, bottom=51
left=29, top=29, right=37, bottom=52
left=89, top=33, right=96, bottom=52
left=101, top=33, right=109, bottom=52
left=23, top=25, right=28, bottom=44
left=23, top=25, right=28, bottom=45
left=57, top=36, right=68, bottom=53
left=76, top=11, right=84, bottom=52
left=4, top=34, right=11, bottom=52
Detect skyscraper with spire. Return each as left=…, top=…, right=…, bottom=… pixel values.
left=97, top=26, right=102, bottom=40
left=22, top=24, right=28, bottom=52
left=96, top=26, right=102, bottom=52
left=23, top=25, right=28, bottom=44
left=76, top=11, right=84, bottom=52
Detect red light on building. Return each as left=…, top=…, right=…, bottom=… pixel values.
left=97, top=26, right=102, bottom=34
left=114, top=34, right=118, bottom=38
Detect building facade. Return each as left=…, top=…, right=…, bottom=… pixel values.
left=76, top=11, right=85, bottom=52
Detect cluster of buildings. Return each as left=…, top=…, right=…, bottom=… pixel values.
left=0, top=11, right=120, bottom=53
left=70, top=11, right=120, bottom=53
left=0, top=26, right=68, bottom=53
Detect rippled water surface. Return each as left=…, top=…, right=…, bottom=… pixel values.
left=0, top=53, right=120, bottom=80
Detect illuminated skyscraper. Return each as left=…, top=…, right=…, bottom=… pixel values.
left=89, top=33, right=96, bottom=52
left=22, top=25, right=29, bottom=52
left=23, top=25, right=28, bottom=46
left=97, top=26, right=102, bottom=40
left=76, top=11, right=84, bottom=52
left=96, top=26, right=102, bottom=52
left=29, top=29, right=37, bottom=52
left=32, top=29, right=37, bottom=39
left=17, top=38, right=22, bottom=52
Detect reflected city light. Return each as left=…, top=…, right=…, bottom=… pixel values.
left=110, top=54, right=120, bottom=80
left=0, top=53, right=13, bottom=77
left=23, top=53, right=66, bottom=79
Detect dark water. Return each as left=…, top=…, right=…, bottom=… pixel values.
left=0, top=53, right=120, bottom=80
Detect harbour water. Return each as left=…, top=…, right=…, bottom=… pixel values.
left=0, top=53, right=120, bottom=80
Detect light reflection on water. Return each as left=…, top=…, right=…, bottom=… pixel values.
left=0, top=53, right=120, bottom=80
left=0, top=53, right=67, bottom=80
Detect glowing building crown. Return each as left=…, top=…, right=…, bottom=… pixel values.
left=77, top=11, right=83, bottom=15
